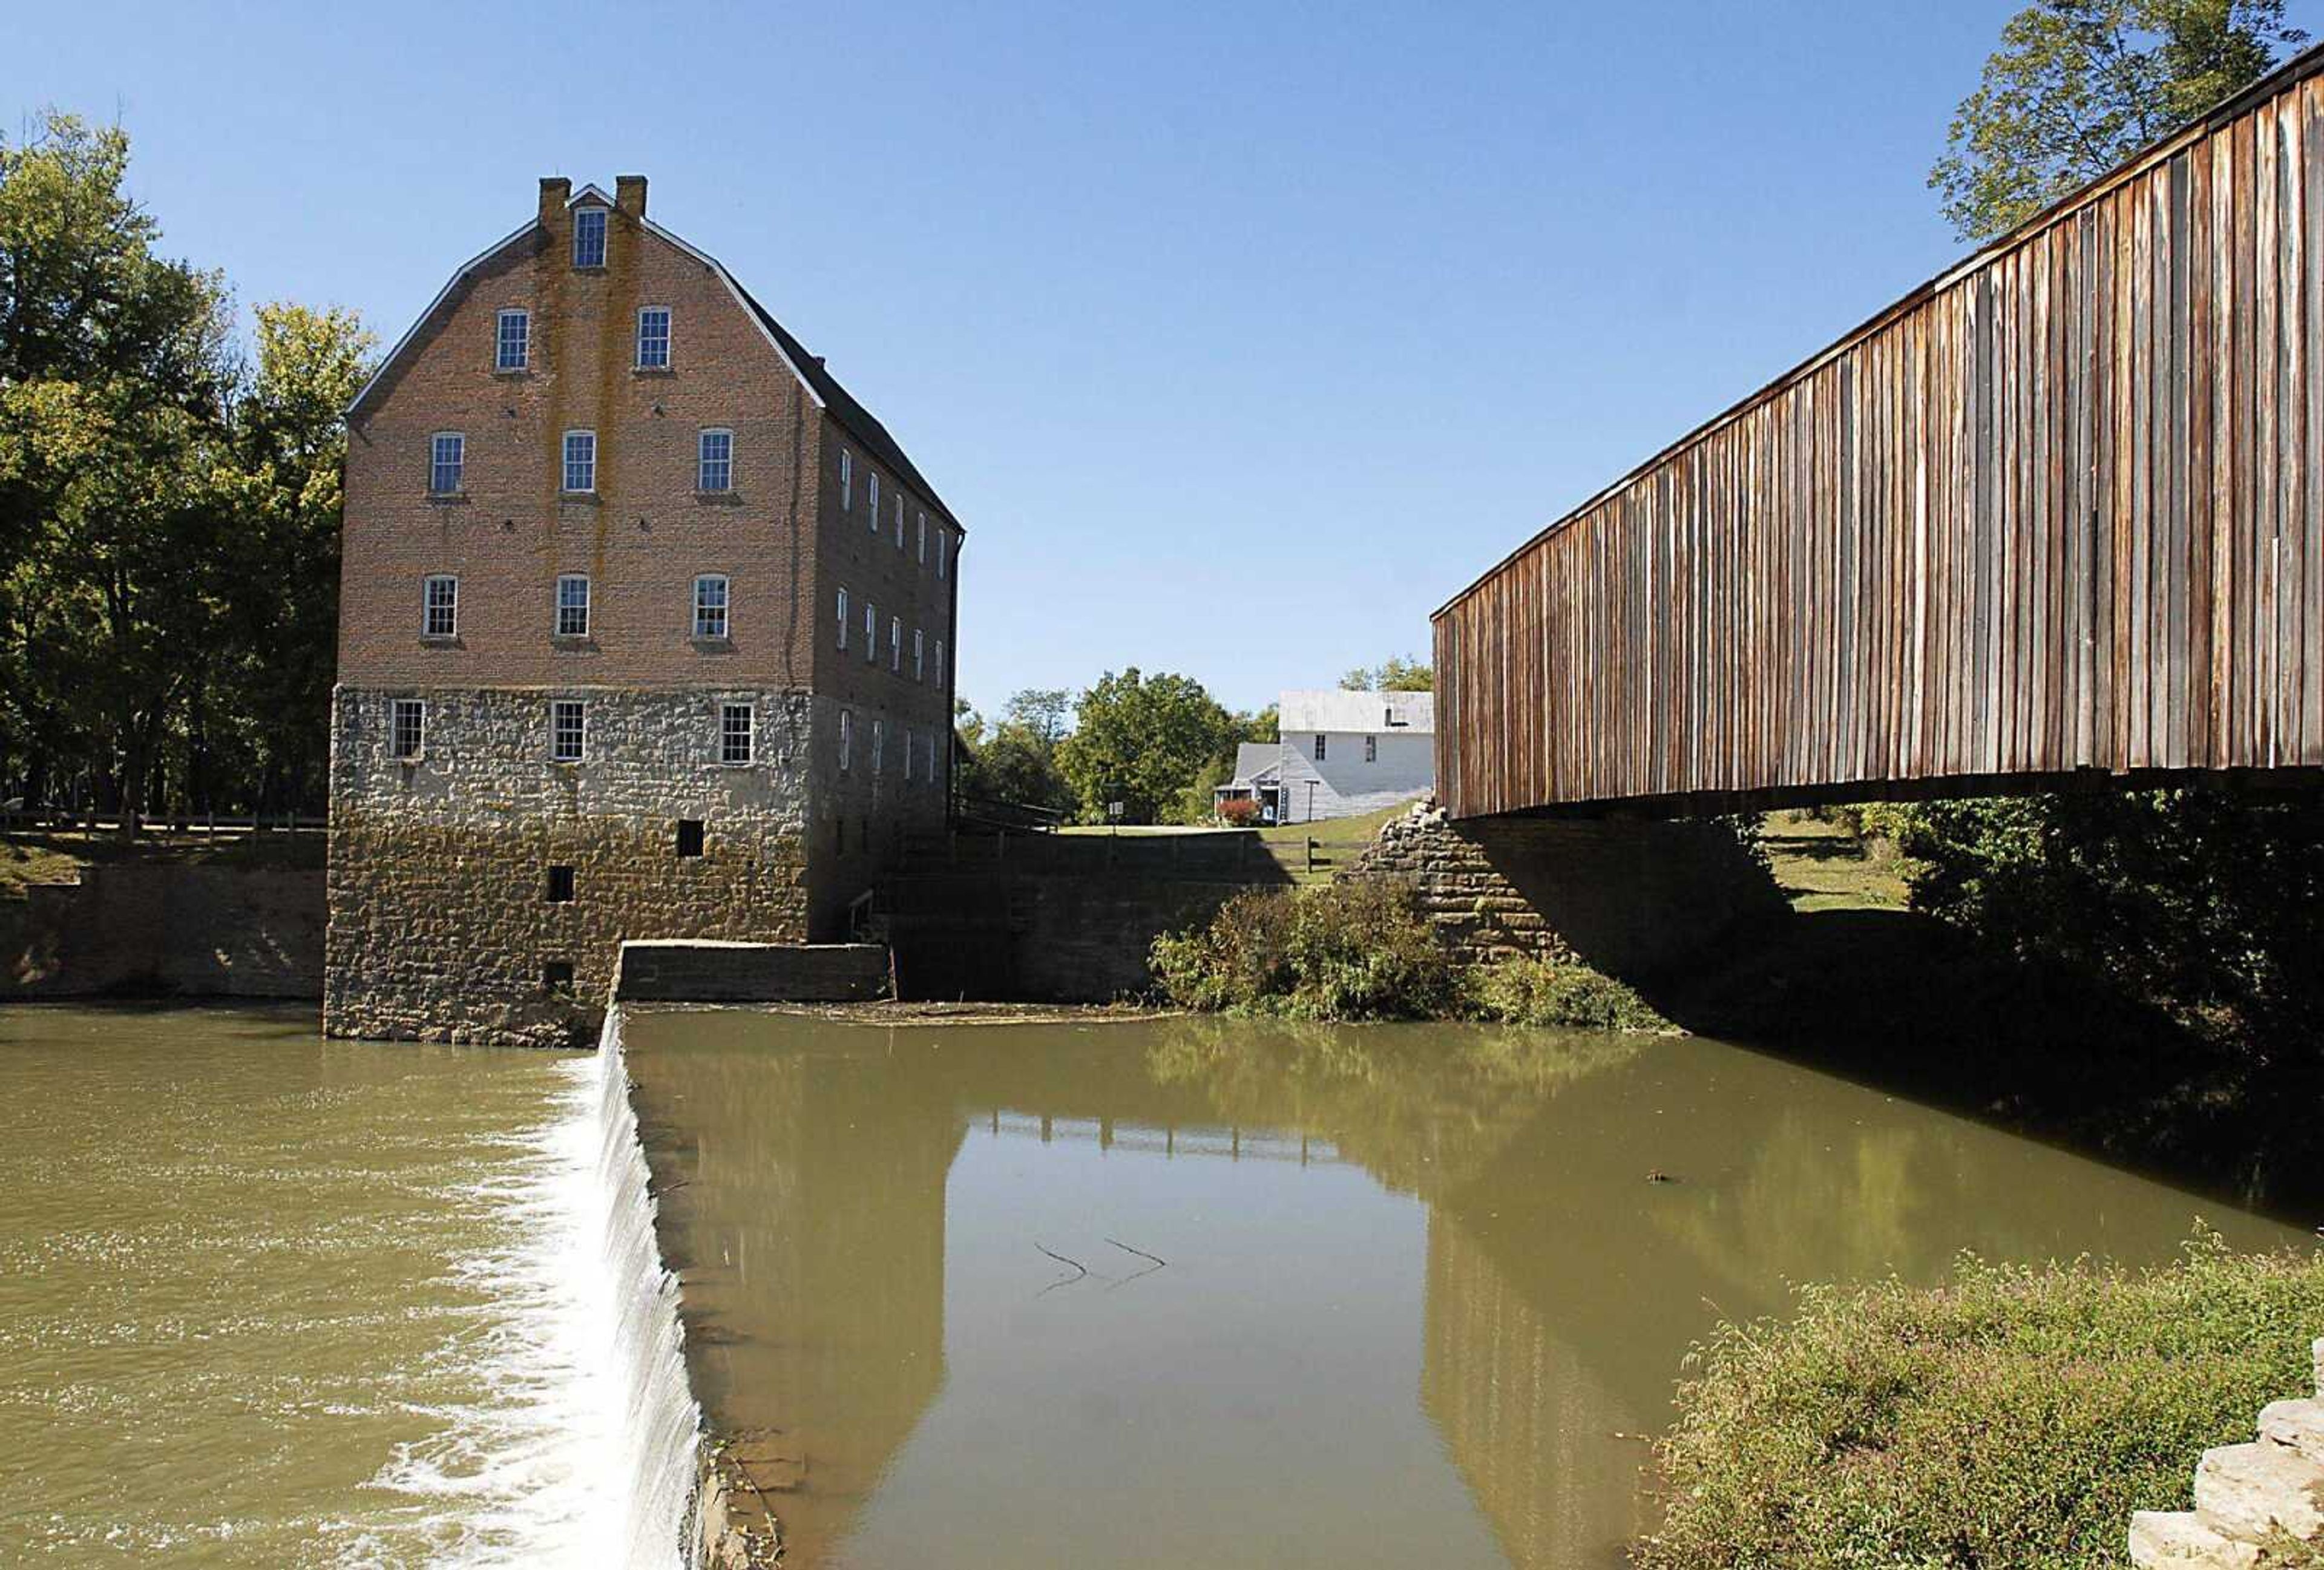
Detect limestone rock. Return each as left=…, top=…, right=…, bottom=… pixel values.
left=2129, top=1510, right=2263, bottom=1568
left=2259, top=1399, right=2324, bottom=1467
left=2193, top=1441, right=2324, bottom=1543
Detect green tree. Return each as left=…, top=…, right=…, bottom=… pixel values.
left=212, top=303, right=376, bottom=812
left=1339, top=656, right=1433, bottom=692
left=1930, top=0, right=2305, bottom=241
left=1, top=111, right=235, bottom=815
left=1055, top=668, right=1241, bottom=824
left=954, top=688, right=1075, bottom=814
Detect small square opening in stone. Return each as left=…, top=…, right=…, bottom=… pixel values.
left=545, top=865, right=576, bottom=903
left=543, top=961, right=576, bottom=996
left=676, top=819, right=706, bottom=858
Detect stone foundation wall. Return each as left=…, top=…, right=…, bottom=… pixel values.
left=326, top=686, right=813, bottom=1046
left=2131, top=1338, right=2324, bottom=1565
left=612, top=940, right=891, bottom=1003
left=1342, top=803, right=1787, bottom=980
left=3, top=863, right=323, bottom=998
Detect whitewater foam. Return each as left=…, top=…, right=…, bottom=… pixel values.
left=361, top=1008, right=701, bottom=1568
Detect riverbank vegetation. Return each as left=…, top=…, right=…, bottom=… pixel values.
left=1, top=114, right=375, bottom=830
left=1640, top=1234, right=2324, bottom=1569
left=1148, top=880, right=1667, bottom=1030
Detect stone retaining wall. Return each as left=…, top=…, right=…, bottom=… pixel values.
left=2, top=863, right=324, bottom=999
left=2131, top=1338, right=2324, bottom=1566
left=1342, top=803, right=1787, bottom=980
left=612, top=940, right=891, bottom=1003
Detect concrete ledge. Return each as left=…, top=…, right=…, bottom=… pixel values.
left=612, top=940, right=892, bottom=1004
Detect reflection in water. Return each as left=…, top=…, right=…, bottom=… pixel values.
left=624, top=1012, right=2310, bottom=1570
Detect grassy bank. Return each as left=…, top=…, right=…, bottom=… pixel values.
left=1640, top=1236, right=2324, bottom=1569
left=1147, top=878, right=1669, bottom=1030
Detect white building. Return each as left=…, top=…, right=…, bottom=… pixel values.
left=1215, top=689, right=1436, bottom=824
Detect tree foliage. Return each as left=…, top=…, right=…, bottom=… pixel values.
left=1339, top=655, right=1433, bottom=692
left=0, top=110, right=373, bottom=824
left=1889, top=789, right=2324, bottom=1049
left=954, top=689, right=1077, bottom=816
left=1054, top=668, right=1242, bottom=824
left=1931, top=0, right=2305, bottom=241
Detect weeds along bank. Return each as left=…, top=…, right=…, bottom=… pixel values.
left=1148, top=878, right=1671, bottom=1030
left=1638, top=1238, right=2324, bottom=1569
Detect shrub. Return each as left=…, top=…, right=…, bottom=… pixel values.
left=1639, top=1234, right=2324, bottom=1569
left=1215, top=795, right=1261, bottom=827
left=1465, top=954, right=1669, bottom=1031
left=1149, top=881, right=1461, bottom=1020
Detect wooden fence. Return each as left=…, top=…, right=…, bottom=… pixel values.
left=1434, top=45, right=2324, bottom=818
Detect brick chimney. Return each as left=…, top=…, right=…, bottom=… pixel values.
left=615, top=174, right=648, bottom=219
left=539, top=176, right=571, bottom=227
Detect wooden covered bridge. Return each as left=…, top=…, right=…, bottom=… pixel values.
left=1434, top=45, right=2324, bottom=820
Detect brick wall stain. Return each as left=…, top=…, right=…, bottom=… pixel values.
left=333, top=179, right=959, bottom=1042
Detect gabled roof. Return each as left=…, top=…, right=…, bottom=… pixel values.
left=1280, top=689, right=1435, bottom=735
left=343, top=197, right=960, bottom=531
left=1229, top=743, right=1285, bottom=785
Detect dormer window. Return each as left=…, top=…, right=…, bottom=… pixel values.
left=496, top=309, right=530, bottom=371
left=573, top=207, right=606, bottom=268
left=637, top=307, right=671, bottom=369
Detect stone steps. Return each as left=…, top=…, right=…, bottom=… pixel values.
left=2130, top=1339, right=2324, bottom=1567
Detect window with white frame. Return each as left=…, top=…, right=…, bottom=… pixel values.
left=637, top=306, right=671, bottom=369
left=422, top=575, right=458, bottom=638
left=937, top=528, right=949, bottom=579
left=1365, top=735, right=1377, bottom=763
left=836, top=586, right=849, bottom=649
left=935, top=639, right=945, bottom=685
left=917, top=512, right=927, bottom=564
left=563, top=430, right=596, bottom=493
left=556, top=574, right=590, bottom=637
left=551, top=699, right=586, bottom=763
left=693, top=574, right=729, bottom=640
left=867, top=474, right=880, bottom=533
left=888, top=616, right=901, bottom=671
left=430, top=433, right=464, bottom=494
left=840, top=448, right=853, bottom=509
left=720, top=702, right=754, bottom=766
left=1314, top=734, right=1328, bottom=761
left=863, top=601, right=876, bottom=663
left=904, top=726, right=915, bottom=781
left=392, top=698, right=425, bottom=760
left=573, top=206, right=606, bottom=268
left=698, top=428, right=732, bottom=492
left=872, top=717, right=885, bottom=775
left=838, top=709, right=853, bottom=771
left=894, top=493, right=904, bottom=549
left=496, top=309, right=529, bottom=371
left=913, top=628, right=924, bottom=682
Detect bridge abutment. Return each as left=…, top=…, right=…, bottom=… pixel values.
left=1346, top=804, right=1787, bottom=982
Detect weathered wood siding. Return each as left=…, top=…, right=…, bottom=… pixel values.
left=1434, top=50, right=2324, bottom=818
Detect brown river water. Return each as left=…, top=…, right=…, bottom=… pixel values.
left=622, top=1009, right=2313, bottom=1570
left=0, top=1001, right=2309, bottom=1568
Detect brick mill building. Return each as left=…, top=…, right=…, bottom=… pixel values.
left=327, top=176, right=960, bottom=1045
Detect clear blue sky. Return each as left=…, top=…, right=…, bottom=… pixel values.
left=18, top=1, right=2303, bottom=718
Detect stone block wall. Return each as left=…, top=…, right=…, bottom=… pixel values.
left=612, top=940, right=891, bottom=1003
left=2130, top=1339, right=2324, bottom=1565
left=3, top=863, right=323, bottom=998
left=1342, top=801, right=1787, bottom=981
left=326, top=685, right=813, bottom=1046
